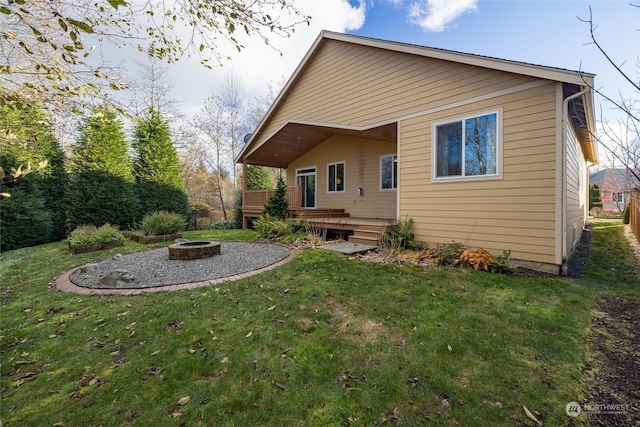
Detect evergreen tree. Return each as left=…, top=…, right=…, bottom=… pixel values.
left=0, top=159, right=53, bottom=251
left=132, top=108, right=190, bottom=220
left=0, top=104, right=68, bottom=248
left=589, top=183, right=602, bottom=212
left=246, top=165, right=274, bottom=190
left=263, top=177, right=289, bottom=220
left=232, top=189, right=243, bottom=228
left=67, top=106, right=140, bottom=230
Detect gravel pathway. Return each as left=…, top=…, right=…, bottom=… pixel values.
left=70, top=242, right=290, bottom=289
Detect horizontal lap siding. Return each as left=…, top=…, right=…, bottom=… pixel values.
left=250, top=39, right=564, bottom=266
left=287, top=135, right=396, bottom=219
left=400, top=84, right=559, bottom=264
left=565, top=123, right=586, bottom=256
left=256, top=41, right=539, bottom=140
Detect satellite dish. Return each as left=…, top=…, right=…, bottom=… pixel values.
left=243, top=133, right=253, bottom=144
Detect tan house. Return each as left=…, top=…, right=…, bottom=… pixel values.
left=237, top=31, right=598, bottom=274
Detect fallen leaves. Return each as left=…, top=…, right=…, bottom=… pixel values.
left=272, top=380, right=288, bottom=390
left=12, top=371, right=37, bottom=388
left=177, top=396, right=190, bottom=406
left=167, top=320, right=182, bottom=332
left=523, top=405, right=543, bottom=426
left=484, top=400, right=503, bottom=408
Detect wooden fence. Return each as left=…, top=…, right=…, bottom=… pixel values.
left=631, top=189, right=640, bottom=243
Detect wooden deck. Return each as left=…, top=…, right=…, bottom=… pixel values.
left=241, top=186, right=393, bottom=245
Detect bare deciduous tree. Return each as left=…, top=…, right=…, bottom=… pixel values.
left=579, top=4, right=640, bottom=185
left=222, top=72, right=249, bottom=189
left=192, top=95, right=234, bottom=219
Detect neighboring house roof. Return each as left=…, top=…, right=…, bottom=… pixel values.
left=590, top=168, right=639, bottom=190
left=238, top=30, right=597, bottom=166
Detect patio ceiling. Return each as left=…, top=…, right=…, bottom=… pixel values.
left=242, top=121, right=397, bottom=168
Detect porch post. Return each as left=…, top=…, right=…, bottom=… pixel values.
left=242, top=161, right=248, bottom=229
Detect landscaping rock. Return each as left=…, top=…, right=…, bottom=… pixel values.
left=99, top=269, right=135, bottom=288
left=80, top=263, right=98, bottom=273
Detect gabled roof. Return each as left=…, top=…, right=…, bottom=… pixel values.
left=238, top=30, right=597, bottom=166
left=590, top=168, right=639, bottom=189
left=321, top=31, right=595, bottom=85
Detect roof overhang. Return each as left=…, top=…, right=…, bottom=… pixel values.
left=564, top=82, right=598, bottom=163
left=240, top=121, right=397, bottom=168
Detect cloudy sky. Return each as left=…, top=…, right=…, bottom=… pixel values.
left=119, top=0, right=638, bottom=124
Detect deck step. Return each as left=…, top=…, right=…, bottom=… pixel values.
left=349, top=228, right=386, bottom=246
left=349, top=235, right=380, bottom=245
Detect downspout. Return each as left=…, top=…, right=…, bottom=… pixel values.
left=560, top=85, right=589, bottom=274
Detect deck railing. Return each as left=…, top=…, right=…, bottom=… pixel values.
left=243, top=186, right=302, bottom=211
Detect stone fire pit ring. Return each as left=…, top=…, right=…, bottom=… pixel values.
left=168, top=241, right=221, bottom=260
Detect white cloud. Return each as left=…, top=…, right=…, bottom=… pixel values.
left=165, top=0, right=367, bottom=117
left=408, top=0, right=478, bottom=32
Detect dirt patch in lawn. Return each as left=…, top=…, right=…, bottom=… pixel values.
left=569, top=224, right=640, bottom=425
left=583, top=297, right=640, bottom=425
left=332, top=303, right=387, bottom=341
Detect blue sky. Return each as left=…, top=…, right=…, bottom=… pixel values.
left=351, top=0, right=637, bottom=122
left=161, top=0, right=638, bottom=125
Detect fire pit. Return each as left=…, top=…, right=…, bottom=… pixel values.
left=168, top=241, right=221, bottom=260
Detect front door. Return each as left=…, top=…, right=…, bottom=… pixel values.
left=296, top=167, right=316, bottom=208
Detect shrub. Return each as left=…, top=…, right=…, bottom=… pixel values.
left=458, top=247, right=495, bottom=271
left=255, top=214, right=306, bottom=242
left=190, top=201, right=216, bottom=230
left=490, top=250, right=517, bottom=274
left=430, top=242, right=466, bottom=265
left=590, top=207, right=603, bottom=218
left=140, top=210, right=187, bottom=236
left=382, top=217, right=415, bottom=251
left=210, top=219, right=238, bottom=230
left=68, top=224, right=124, bottom=245
left=623, top=203, right=630, bottom=224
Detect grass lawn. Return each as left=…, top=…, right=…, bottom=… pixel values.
left=1, top=219, right=638, bottom=426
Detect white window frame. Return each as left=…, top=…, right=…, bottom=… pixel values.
left=431, top=108, right=502, bottom=183
left=380, top=154, right=398, bottom=191
left=612, top=192, right=624, bottom=204
left=327, top=161, right=346, bottom=193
